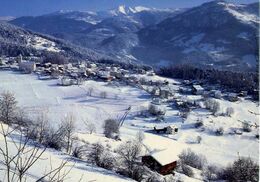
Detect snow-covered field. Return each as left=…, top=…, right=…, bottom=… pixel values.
left=0, top=70, right=259, bottom=181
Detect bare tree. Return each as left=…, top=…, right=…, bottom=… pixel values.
left=100, top=91, right=107, bottom=99
left=0, top=122, right=71, bottom=182
left=179, top=148, right=207, bottom=170
left=26, top=113, right=66, bottom=151
left=84, top=120, right=96, bottom=134
left=0, top=91, right=17, bottom=124
left=88, top=123, right=96, bottom=134
left=87, top=87, right=94, bottom=96
left=14, top=107, right=29, bottom=127
left=197, top=136, right=202, bottom=144
left=226, top=107, right=235, bottom=117
left=117, top=140, right=142, bottom=177
left=136, top=130, right=145, bottom=143
left=61, top=113, right=76, bottom=154
left=88, top=142, right=115, bottom=170
left=204, top=99, right=220, bottom=116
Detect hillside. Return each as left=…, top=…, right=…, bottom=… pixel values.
left=0, top=21, right=109, bottom=62
left=136, top=1, right=259, bottom=71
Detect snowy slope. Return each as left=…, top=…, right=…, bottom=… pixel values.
left=0, top=70, right=258, bottom=170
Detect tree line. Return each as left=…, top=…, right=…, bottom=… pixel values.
left=158, top=64, right=259, bottom=97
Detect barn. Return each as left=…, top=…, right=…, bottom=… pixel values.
left=142, top=150, right=178, bottom=175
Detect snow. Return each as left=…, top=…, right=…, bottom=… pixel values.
left=0, top=70, right=259, bottom=181
left=0, top=71, right=150, bottom=132
left=0, top=124, right=133, bottom=182
left=150, top=149, right=179, bottom=166
left=118, top=5, right=127, bottom=15
left=27, top=36, right=61, bottom=52
left=221, top=3, right=260, bottom=24
left=134, top=6, right=151, bottom=12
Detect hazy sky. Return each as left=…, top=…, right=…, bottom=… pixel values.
left=0, top=0, right=258, bottom=17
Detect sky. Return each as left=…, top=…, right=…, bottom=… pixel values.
left=0, top=0, right=258, bottom=17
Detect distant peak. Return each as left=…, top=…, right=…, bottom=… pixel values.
left=118, top=5, right=128, bottom=14
left=113, top=5, right=151, bottom=15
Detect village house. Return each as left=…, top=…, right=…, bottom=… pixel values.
left=192, top=84, right=204, bottom=95
left=142, top=150, right=178, bottom=175
left=98, top=71, right=114, bottom=82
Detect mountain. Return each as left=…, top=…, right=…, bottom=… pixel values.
left=0, top=21, right=108, bottom=61
left=10, top=6, right=182, bottom=61
left=135, top=1, right=259, bottom=71
left=9, top=1, right=259, bottom=71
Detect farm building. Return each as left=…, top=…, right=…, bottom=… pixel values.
left=142, top=150, right=178, bottom=175
left=154, top=125, right=178, bottom=134
left=192, top=85, right=204, bottom=95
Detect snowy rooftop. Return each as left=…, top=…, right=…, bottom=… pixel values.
left=192, top=84, right=204, bottom=91
left=151, top=149, right=179, bottom=166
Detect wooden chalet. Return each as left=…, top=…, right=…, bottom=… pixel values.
left=142, top=150, right=178, bottom=175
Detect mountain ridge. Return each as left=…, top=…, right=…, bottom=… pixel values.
left=8, top=1, right=260, bottom=71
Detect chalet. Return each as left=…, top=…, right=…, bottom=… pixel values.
left=147, top=72, right=155, bottom=76
left=98, top=71, right=114, bottom=82
left=228, top=93, right=239, bottom=102
left=142, top=150, right=178, bottom=175
left=238, top=91, right=248, bottom=97
left=192, top=85, right=204, bottom=95
left=154, top=125, right=178, bottom=134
